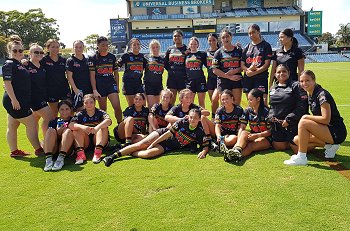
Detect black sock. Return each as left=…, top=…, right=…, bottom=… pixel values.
left=45, top=152, right=53, bottom=158
left=116, top=150, right=122, bottom=157
left=59, top=151, right=67, bottom=157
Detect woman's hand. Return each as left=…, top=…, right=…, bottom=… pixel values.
left=247, top=133, right=259, bottom=141
left=11, top=98, right=21, bottom=110
left=197, top=150, right=207, bottom=159
left=282, top=120, right=289, bottom=128
left=93, top=89, right=101, bottom=99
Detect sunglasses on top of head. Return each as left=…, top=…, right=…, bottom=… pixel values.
left=12, top=49, right=24, bottom=53
left=33, top=51, right=45, bottom=55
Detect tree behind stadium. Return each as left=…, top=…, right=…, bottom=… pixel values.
left=0, top=8, right=61, bottom=52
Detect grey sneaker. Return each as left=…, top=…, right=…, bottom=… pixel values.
left=52, top=155, right=65, bottom=171
left=44, top=157, right=54, bottom=171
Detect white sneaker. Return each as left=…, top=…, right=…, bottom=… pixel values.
left=284, top=155, right=308, bottom=166
left=324, top=144, right=340, bottom=159
left=44, top=157, right=54, bottom=171
left=52, top=155, right=65, bottom=171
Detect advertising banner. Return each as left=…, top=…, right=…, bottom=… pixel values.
left=134, top=0, right=213, bottom=7
left=308, top=11, right=322, bottom=36
left=110, top=19, right=127, bottom=44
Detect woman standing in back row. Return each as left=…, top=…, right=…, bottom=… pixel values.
left=165, top=30, right=188, bottom=105
left=241, top=24, right=272, bottom=105
left=270, top=28, right=305, bottom=86
left=41, top=39, right=71, bottom=117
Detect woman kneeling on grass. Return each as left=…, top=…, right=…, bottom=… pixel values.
left=214, top=89, right=244, bottom=150
left=148, top=89, right=173, bottom=133
left=103, top=109, right=210, bottom=167
left=114, top=93, right=149, bottom=148
left=226, top=88, right=271, bottom=162
left=44, top=100, right=74, bottom=171
left=284, top=70, right=347, bottom=166
left=69, top=94, right=112, bottom=164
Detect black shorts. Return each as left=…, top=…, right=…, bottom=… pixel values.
left=186, top=78, right=207, bottom=93
left=242, top=77, right=268, bottom=94
left=167, top=75, right=186, bottom=90
left=217, top=78, right=242, bottom=93
left=31, top=99, right=49, bottom=112
left=3, top=94, right=32, bottom=119
left=144, top=82, right=163, bottom=96
left=207, top=76, right=217, bottom=91
left=113, top=124, right=125, bottom=143
left=328, top=123, right=347, bottom=144
left=47, top=86, right=71, bottom=103
left=271, top=123, right=297, bottom=143
left=96, top=77, right=118, bottom=97
left=122, top=82, right=144, bottom=95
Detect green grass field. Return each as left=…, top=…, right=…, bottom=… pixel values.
left=0, top=62, right=350, bottom=230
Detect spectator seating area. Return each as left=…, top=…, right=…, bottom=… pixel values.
left=131, top=6, right=302, bottom=20
left=305, top=53, right=350, bottom=63
left=137, top=33, right=312, bottom=53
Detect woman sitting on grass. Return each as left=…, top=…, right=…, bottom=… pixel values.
left=103, top=108, right=210, bottom=167
left=214, top=89, right=244, bottom=150
left=44, top=100, right=74, bottom=171
left=148, top=89, right=173, bottom=133
left=69, top=94, right=112, bottom=165
left=113, top=93, right=149, bottom=148
left=226, top=88, right=271, bottom=162
left=284, top=70, right=347, bottom=166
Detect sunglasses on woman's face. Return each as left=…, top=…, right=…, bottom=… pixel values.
left=12, top=49, right=24, bottom=53
left=33, top=51, right=45, bottom=55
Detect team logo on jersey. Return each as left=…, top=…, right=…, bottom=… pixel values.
left=270, top=89, right=275, bottom=95
left=83, top=117, right=87, bottom=122
left=130, top=56, right=134, bottom=61
left=179, top=112, right=184, bottom=117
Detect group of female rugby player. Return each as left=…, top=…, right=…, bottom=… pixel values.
left=2, top=25, right=347, bottom=171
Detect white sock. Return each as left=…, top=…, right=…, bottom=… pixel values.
left=297, top=152, right=307, bottom=159
left=324, top=144, right=331, bottom=149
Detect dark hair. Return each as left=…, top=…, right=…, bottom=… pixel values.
left=189, top=108, right=201, bottom=117
left=300, top=70, right=316, bottom=80
left=7, top=35, right=23, bottom=55
left=249, top=88, right=265, bottom=118
left=276, top=64, right=290, bottom=74
left=135, top=92, right=146, bottom=100
left=220, top=28, right=232, bottom=38
left=126, top=38, right=141, bottom=52
left=97, top=36, right=108, bottom=45
left=83, top=94, right=96, bottom=103
left=46, top=38, right=59, bottom=49
left=249, top=24, right=260, bottom=32
left=57, top=100, right=73, bottom=110
left=173, top=30, right=184, bottom=37
left=207, top=33, right=220, bottom=48
left=280, top=28, right=299, bottom=49
left=221, top=89, right=234, bottom=99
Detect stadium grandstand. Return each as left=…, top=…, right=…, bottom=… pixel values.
left=108, top=0, right=350, bottom=62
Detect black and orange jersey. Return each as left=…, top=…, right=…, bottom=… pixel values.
left=212, top=46, right=242, bottom=74
left=206, top=48, right=219, bottom=79
left=88, top=52, right=117, bottom=79
left=214, top=104, right=244, bottom=135
left=123, top=104, right=149, bottom=134
left=242, top=40, right=272, bottom=79
left=144, top=55, right=165, bottom=85
left=71, top=108, right=110, bottom=127
left=165, top=45, right=188, bottom=78
left=167, top=103, right=202, bottom=118
left=116, top=52, right=146, bottom=84
left=150, top=103, right=172, bottom=128
left=185, top=51, right=207, bottom=80
left=168, top=117, right=209, bottom=148
left=240, top=106, right=271, bottom=133
left=41, top=55, right=69, bottom=91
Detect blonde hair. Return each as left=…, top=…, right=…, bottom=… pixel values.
left=149, top=39, right=161, bottom=56
left=6, top=35, right=23, bottom=55
left=83, top=94, right=96, bottom=103
left=160, top=89, right=173, bottom=99
left=29, top=43, right=43, bottom=53
left=73, top=40, right=84, bottom=47
left=45, top=38, right=59, bottom=49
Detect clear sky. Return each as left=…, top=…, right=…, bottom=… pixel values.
left=0, top=0, right=349, bottom=47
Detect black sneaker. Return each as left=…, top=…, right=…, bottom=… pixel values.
left=103, top=154, right=117, bottom=167
left=231, top=147, right=243, bottom=163
left=210, top=141, right=219, bottom=152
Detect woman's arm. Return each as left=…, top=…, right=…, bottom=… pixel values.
left=66, top=70, right=80, bottom=95
left=165, top=114, right=181, bottom=124
left=269, top=60, right=277, bottom=88
left=297, top=58, right=305, bottom=80
left=93, top=118, right=112, bottom=132
left=4, top=81, right=20, bottom=110
left=90, top=70, right=101, bottom=98
left=148, top=114, right=158, bottom=130
left=246, top=59, right=271, bottom=77
left=302, top=103, right=331, bottom=125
